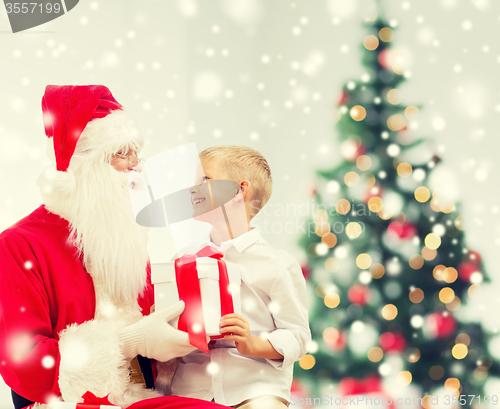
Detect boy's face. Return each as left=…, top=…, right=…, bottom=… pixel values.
left=193, top=161, right=228, bottom=185
left=191, top=160, right=237, bottom=220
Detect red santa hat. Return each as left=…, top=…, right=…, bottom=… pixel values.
left=42, top=85, right=131, bottom=172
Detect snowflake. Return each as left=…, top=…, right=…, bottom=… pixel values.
left=462, top=20, right=473, bottom=31
left=207, top=362, right=220, bottom=375
left=42, top=355, right=55, bottom=369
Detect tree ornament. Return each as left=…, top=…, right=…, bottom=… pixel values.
left=387, top=221, right=418, bottom=240
left=324, top=328, right=348, bottom=352
left=364, top=184, right=383, bottom=203
left=457, top=261, right=480, bottom=282
left=379, top=331, right=407, bottom=353
left=426, top=312, right=457, bottom=339
left=467, top=250, right=482, bottom=264
left=301, top=264, right=311, bottom=280
left=341, top=139, right=366, bottom=162
left=348, top=284, right=370, bottom=306
left=338, top=90, right=351, bottom=105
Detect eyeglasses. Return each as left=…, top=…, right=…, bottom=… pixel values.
left=112, top=150, right=143, bottom=166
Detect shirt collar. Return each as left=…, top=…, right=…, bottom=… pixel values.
left=212, top=227, right=261, bottom=253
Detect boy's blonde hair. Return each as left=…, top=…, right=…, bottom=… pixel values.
left=199, top=145, right=273, bottom=217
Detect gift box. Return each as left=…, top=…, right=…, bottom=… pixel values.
left=52, top=403, right=120, bottom=409
left=151, top=257, right=241, bottom=337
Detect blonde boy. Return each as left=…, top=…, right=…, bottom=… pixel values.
left=170, top=145, right=311, bottom=409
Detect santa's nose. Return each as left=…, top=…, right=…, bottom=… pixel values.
left=129, top=162, right=143, bottom=173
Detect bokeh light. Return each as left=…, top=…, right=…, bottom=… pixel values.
left=351, top=105, right=367, bottom=121
left=322, top=233, right=338, bottom=248
left=336, top=199, right=351, bottom=215
left=324, top=293, right=340, bottom=308
left=382, top=304, right=398, bottom=320
left=325, top=257, right=340, bottom=272
left=379, top=27, right=393, bottom=42
left=387, top=114, right=406, bottom=131
left=370, top=263, right=385, bottom=279
left=299, top=354, right=316, bottom=370
left=356, top=253, right=372, bottom=269
left=364, top=35, right=379, bottom=50
left=344, top=171, right=360, bottom=187
left=415, top=186, right=430, bottom=202
left=452, top=344, right=468, bottom=360
left=409, top=288, right=424, bottom=303
left=346, top=222, right=363, bottom=239
left=425, top=233, right=441, bottom=250
left=368, top=347, right=384, bottom=362
left=356, top=155, right=372, bottom=171
left=409, top=254, right=424, bottom=269
left=397, top=163, right=412, bottom=178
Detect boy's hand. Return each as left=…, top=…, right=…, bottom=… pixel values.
left=220, top=313, right=283, bottom=360
left=220, top=313, right=255, bottom=356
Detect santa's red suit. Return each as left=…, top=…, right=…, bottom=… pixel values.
left=0, top=85, right=228, bottom=409
left=0, top=205, right=155, bottom=403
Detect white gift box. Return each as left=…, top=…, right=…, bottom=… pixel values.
left=151, top=258, right=241, bottom=336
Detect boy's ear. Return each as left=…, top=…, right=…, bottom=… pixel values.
left=234, top=180, right=251, bottom=202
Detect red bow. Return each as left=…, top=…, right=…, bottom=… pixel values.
left=175, top=246, right=235, bottom=353
left=81, top=391, right=113, bottom=404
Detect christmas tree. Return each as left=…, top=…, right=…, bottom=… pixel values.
left=294, top=10, right=499, bottom=409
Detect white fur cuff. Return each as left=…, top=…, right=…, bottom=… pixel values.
left=58, top=319, right=128, bottom=404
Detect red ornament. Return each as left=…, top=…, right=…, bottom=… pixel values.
left=301, top=265, right=311, bottom=280
left=378, top=49, right=391, bottom=69
left=339, top=375, right=382, bottom=395
left=340, top=375, right=395, bottom=409
left=341, top=139, right=366, bottom=162
left=338, top=90, right=351, bottom=105
left=457, top=261, right=480, bottom=282
left=354, top=144, right=367, bottom=160
left=426, top=312, right=457, bottom=339
left=467, top=250, right=482, bottom=265
left=379, top=331, right=407, bottom=353
left=348, top=284, right=370, bottom=306
left=323, top=328, right=347, bottom=351
left=364, top=184, right=383, bottom=203
left=291, top=380, right=314, bottom=409
left=387, top=221, right=418, bottom=240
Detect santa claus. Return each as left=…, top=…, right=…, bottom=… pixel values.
left=0, top=85, right=228, bottom=409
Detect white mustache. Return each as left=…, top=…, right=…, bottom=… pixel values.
left=128, top=170, right=147, bottom=190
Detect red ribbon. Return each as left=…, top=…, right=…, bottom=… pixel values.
left=81, top=391, right=113, bottom=405
left=175, top=246, right=235, bottom=353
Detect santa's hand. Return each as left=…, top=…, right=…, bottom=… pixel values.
left=119, top=301, right=196, bottom=361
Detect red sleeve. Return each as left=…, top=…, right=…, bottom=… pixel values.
left=0, top=233, right=62, bottom=403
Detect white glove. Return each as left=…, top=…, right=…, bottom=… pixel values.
left=119, top=301, right=197, bottom=361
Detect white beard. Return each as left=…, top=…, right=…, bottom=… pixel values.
left=39, top=159, right=149, bottom=307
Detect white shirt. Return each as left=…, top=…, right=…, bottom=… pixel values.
left=170, top=228, right=311, bottom=406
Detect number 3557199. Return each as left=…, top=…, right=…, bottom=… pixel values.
left=5, top=3, right=62, bottom=14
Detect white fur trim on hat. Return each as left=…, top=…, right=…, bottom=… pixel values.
left=74, top=109, right=144, bottom=158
